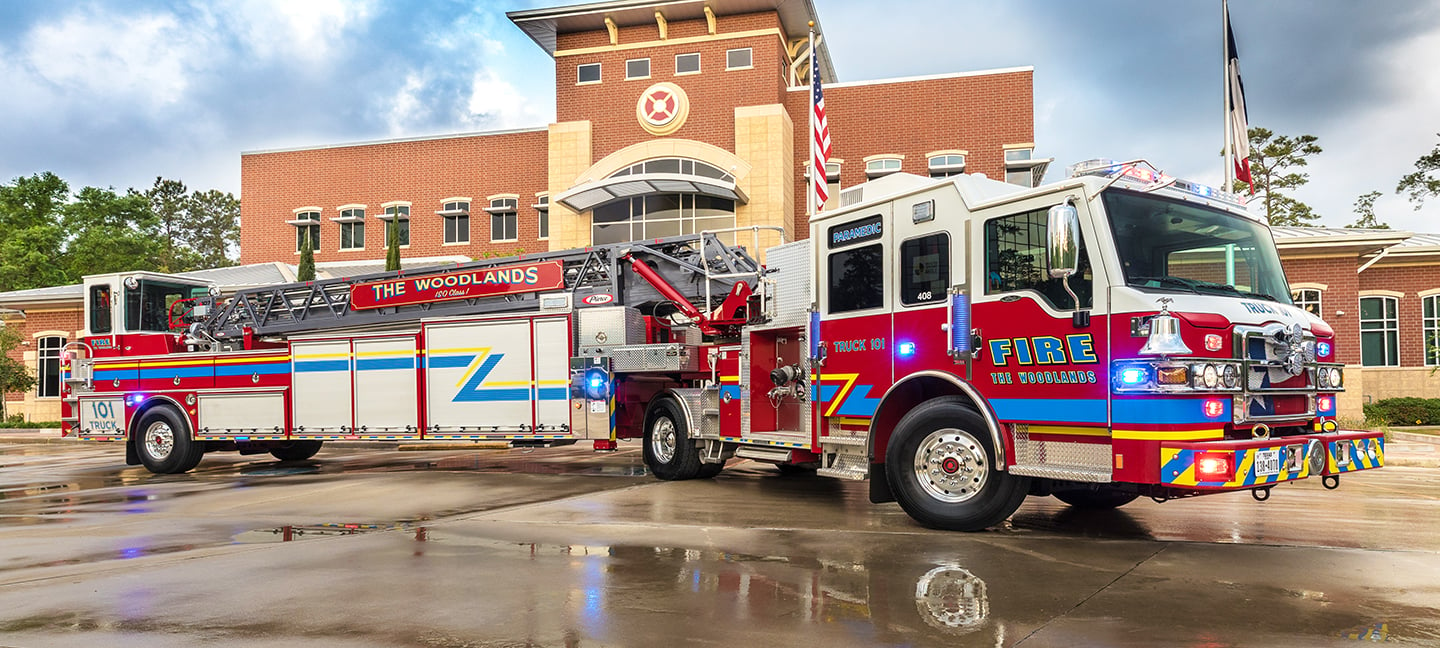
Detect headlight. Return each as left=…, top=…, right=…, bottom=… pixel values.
left=1202, top=364, right=1219, bottom=389
left=1317, top=367, right=1330, bottom=388
left=1221, top=364, right=1239, bottom=389
left=1329, top=367, right=1342, bottom=389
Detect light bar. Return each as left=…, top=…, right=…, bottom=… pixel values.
left=1067, top=158, right=1246, bottom=208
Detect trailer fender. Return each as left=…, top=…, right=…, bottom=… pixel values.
left=867, top=371, right=1005, bottom=471
left=126, top=395, right=191, bottom=463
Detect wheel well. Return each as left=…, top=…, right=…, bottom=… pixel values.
left=867, top=373, right=1004, bottom=469
left=127, top=396, right=189, bottom=442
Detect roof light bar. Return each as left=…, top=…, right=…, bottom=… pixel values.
left=1067, top=158, right=1246, bottom=208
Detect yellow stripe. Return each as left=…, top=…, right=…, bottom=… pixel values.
left=1112, top=429, right=1224, bottom=441
left=1029, top=425, right=1110, bottom=438
left=486, top=380, right=533, bottom=387
left=719, top=375, right=740, bottom=383
left=355, top=349, right=416, bottom=358
left=830, top=417, right=870, bottom=426
left=1227, top=449, right=1257, bottom=487
left=818, top=372, right=861, bottom=418
left=214, top=356, right=289, bottom=365
left=137, top=359, right=214, bottom=368
left=294, top=352, right=351, bottom=360
left=539, top=379, right=569, bottom=386
left=431, top=347, right=493, bottom=354
left=95, top=362, right=140, bottom=369
left=455, top=348, right=493, bottom=388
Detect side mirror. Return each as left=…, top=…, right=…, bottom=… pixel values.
left=1047, top=203, right=1080, bottom=279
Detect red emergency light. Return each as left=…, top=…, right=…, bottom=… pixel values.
left=1195, top=452, right=1233, bottom=480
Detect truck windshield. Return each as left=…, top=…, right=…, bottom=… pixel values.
left=125, top=280, right=205, bottom=332
left=1102, top=189, right=1291, bottom=304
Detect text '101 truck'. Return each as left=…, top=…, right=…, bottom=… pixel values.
left=60, top=160, right=1383, bottom=531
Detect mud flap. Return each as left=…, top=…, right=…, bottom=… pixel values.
left=869, top=462, right=895, bottom=503
left=125, top=439, right=140, bottom=466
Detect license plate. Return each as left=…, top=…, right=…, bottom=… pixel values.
left=1254, top=448, right=1280, bottom=476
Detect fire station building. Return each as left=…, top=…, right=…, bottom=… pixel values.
left=4, top=0, right=1439, bottom=424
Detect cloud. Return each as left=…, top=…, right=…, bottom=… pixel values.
left=464, top=68, right=550, bottom=130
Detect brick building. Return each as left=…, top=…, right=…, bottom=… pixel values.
left=238, top=0, right=1046, bottom=266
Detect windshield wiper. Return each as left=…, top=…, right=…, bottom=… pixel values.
left=1130, top=275, right=1199, bottom=294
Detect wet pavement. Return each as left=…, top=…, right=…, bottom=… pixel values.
left=0, top=442, right=1436, bottom=647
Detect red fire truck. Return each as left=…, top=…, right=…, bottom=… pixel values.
left=61, top=160, right=1383, bottom=530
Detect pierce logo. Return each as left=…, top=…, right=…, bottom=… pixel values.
left=582, top=294, right=615, bottom=305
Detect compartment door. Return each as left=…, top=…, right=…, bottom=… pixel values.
left=425, top=320, right=536, bottom=436
left=354, top=336, right=420, bottom=437
left=532, top=317, right=571, bottom=434
left=291, top=340, right=353, bottom=435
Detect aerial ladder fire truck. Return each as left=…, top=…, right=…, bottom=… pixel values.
left=61, top=160, right=1384, bottom=530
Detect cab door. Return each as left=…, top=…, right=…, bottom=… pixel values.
left=816, top=208, right=892, bottom=427
left=968, top=194, right=1112, bottom=470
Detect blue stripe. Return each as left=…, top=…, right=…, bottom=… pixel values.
left=215, top=363, right=290, bottom=377
left=356, top=357, right=415, bottom=371
left=537, top=387, right=569, bottom=400
left=139, top=366, right=213, bottom=379
left=991, top=398, right=1107, bottom=424
left=458, top=388, right=532, bottom=401
left=428, top=356, right=472, bottom=369
left=834, top=385, right=881, bottom=417
left=1113, top=397, right=1228, bottom=425
left=294, top=360, right=350, bottom=373
left=722, top=385, right=742, bottom=401
left=94, top=370, right=138, bottom=381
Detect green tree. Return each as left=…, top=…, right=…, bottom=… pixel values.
left=145, top=177, right=201, bottom=272
left=62, top=187, right=164, bottom=278
left=297, top=234, right=316, bottom=281
left=1231, top=127, right=1323, bottom=226
left=0, top=173, right=69, bottom=292
left=0, top=325, right=36, bottom=420
left=0, top=172, right=68, bottom=232
left=185, top=190, right=241, bottom=268
left=385, top=216, right=401, bottom=272
left=1397, top=134, right=1440, bottom=209
left=1346, top=191, right=1390, bottom=229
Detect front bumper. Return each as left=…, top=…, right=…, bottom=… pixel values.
left=1158, top=430, right=1383, bottom=489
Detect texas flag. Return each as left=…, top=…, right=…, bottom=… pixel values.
left=1226, top=5, right=1254, bottom=193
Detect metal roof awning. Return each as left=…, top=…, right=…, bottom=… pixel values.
left=555, top=173, right=748, bottom=212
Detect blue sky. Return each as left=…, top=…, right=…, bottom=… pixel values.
left=2, top=0, right=1439, bottom=232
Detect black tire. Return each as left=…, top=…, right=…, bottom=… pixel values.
left=271, top=440, right=324, bottom=462
left=698, top=461, right=725, bottom=479
left=133, top=405, right=205, bottom=474
left=643, top=397, right=704, bottom=480
left=885, top=397, right=1029, bottom=531
left=1054, top=487, right=1139, bottom=509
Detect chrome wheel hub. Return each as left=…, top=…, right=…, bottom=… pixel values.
left=651, top=416, right=677, bottom=464
left=144, top=421, right=175, bottom=459
left=913, top=428, right=987, bottom=503
left=915, top=565, right=989, bottom=631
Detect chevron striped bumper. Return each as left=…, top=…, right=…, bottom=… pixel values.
left=1159, top=431, right=1384, bottom=490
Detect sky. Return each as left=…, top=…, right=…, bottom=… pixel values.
left=2, top=0, right=1439, bottom=233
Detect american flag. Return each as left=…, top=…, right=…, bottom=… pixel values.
left=810, top=41, right=832, bottom=211
left=1225, top=4, right=1253, bottom=194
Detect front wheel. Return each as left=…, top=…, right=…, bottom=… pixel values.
left=885, top=397, right=1029, bottom=531
left=134, top=406, right=205, bottom=474
left=643, top=397, right=705, bottom=480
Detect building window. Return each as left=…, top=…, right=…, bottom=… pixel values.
left=1426, top=295, right=1440, bottom=366
left=1360, top=296, right=1399, bottom=367
left=725, top=48, right=752, bottom=70
left=866, top=158, right=902, bottom=179
left=440, top=200, right=470, bottom=244
left=1004, top=148, right=1033, bottom=163
left=577, top=63, right=601, bottom=84
left=625, top=58, right=650, bottom=80
left=675, top=52, right=700, bottom=75
left=592, top=195, right=735, bottom=246
left=381, top=204, right=411, bottom=247
left=1003, top=146, right=1051, bottom=188
left=337, top=207, right=365, bottom=250
left=535, top=195, right=550, bottom=240
left=1292, top=288, right=1322, bottom=317
left=823, top=162, right=841, bottom=211
left=37, top=336, right=65, bottom=398
left=1005, top=169, right=1034, bottom=186
left=488, top=197, right=519, bottom=242
left=291, top=210, right=320, bottom=252
left=985, top=208, right=1092, bottom=310
left=928, top=154, right=967, bottom=178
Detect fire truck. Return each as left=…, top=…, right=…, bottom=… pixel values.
left=61, top=160, right=1384, bottom=531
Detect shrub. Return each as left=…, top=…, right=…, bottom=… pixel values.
left=1362, top=397, right=1440, bottom=426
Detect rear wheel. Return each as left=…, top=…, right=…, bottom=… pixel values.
left=885, top=397, right=1029, bottom=531
left=1054, top=487, right=1138, bottom=509
left=643, top=397, right=704, bottom=480
left=134, top=405, right=205, bottom=474
left=271, top=440, right=324, bottom=462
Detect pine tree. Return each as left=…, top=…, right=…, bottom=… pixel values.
left=297, top=233, right=315, bottom=281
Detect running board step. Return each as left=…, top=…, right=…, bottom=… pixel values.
left=816, top=466, right=867, bottom=481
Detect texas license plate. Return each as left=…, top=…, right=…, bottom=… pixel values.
left=1254, top=448, right=1280, bottom=476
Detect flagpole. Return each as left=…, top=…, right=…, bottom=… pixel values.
left=807, top=23, right=816, bottom=223
left=1222, top=0, right=1233, bottom=192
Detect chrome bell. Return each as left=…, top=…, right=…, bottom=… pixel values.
left=1139, top=299, right=1193, bottom=356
